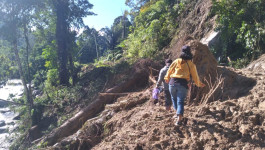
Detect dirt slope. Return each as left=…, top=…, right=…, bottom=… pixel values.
left=90, top=56, right=265, bottom=150
left=45, top=0, right=265, bottom=148
left=49, top=53, right=264, bottom=150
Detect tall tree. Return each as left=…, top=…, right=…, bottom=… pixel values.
left=125, top=0, right=150, bottom=23
left=111, top=15, right=131, bottom=49
left=0, top=0, right=43, bottom=125
left=76, top=27, right=106, bottom=63
left=52, top=0, right=69, bottom=85
left=51, top=0, right=94, bottom=85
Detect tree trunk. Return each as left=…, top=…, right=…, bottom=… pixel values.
left=93, top=32, right=99, bottom=61
left=13, top=39, right=34, bottom=116
left=54, top=0, right=69, bottom=86
left=122, top=15, right=125, bottom=39
left=39, top=70, right=149, bottom=146
left=23, top=24, right=34, bottom=104
left=23, top=24, right=41, bottom=125
left=68, top=53, right=76, bottom=86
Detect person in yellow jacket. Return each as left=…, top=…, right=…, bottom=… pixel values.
left=164, top=45, right=205, bottom=125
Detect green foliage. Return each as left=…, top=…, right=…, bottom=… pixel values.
left=9, top=99, right=32, bottom=136
left=212, top=0, right=265, bottom=66
left=123, top=0, right=184, bottom=60
left=0, top=40, right=15, bottom=81
left=77, top=27, right=106, bottom=63
left=94, top=49, right=124, bottom=68
left=229, top=57, right=249, bottom=69
left=0, top=54, right=12, bottom=81
left=76, top=15, right=131, bottom=65
left=47, top=69, right=59, bottom=86
left=33, top=70, right=47, bottom=89
left=42, top=40, right=58, bottom=69
left=111, top=16, right=132, bottom=47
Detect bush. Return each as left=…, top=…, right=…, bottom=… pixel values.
left=122, top=0, right=184, bottom=60
left=229, top=58, right=249, bottom=69
left=212, top=0, right=265, bottom=63
left=47, top=69, right=59, bottom=86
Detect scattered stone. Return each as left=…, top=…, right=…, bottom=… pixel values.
left=239, top=124, right=250, bottom=135
left=258, top=93, right=263, bottom=97
left=0, top=127, right=8, bottom=134
left=7, top=122, right=15, bottom=126
left=258, top=101, right=265, bottom=110
left=0, top=120, right=6, bottom=127
left=0, top=100, right=9, bottom=108
left=249, top=115, right=261, bottom=125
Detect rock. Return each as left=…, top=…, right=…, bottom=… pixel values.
left=248, top=115, right=261, bottom=125
left=258, top=92, right=263, bottom=97
left=0, top=127, right=8, bottom=134
left=0, top=109, right=11, bottom=113
left=13, top=114, right=21, bottom=120
left=259, top=101, right=265, bottom=110
left=0, top=120, right=6, bottom=127
left=7, top=122, right=15, bottom=126
left=142, top=113, right=150, bottom=119
left=239, top=124, right=250, bottom=135
left=32, top=90, right=41, bottom=96
left=0, top=100, right=9, bottom=108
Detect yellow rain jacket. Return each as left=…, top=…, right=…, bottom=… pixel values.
left=164, top=58, right=205, bottom=87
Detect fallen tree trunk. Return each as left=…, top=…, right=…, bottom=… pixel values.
left=48, top=89, right=151, bottom=149
left=39, top=70, right=149, bottom=146
left=99, top=92, right=131, bottom=96
left=0, top=99, right=24, bottom=106
left=105, top=89, right=151, bottom=112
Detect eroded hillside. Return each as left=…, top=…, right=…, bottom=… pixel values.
left=46, top=45, right=265, bottom=150
left=88, top=56, right=265, bottom=150
left=34, top=0, right=265, bottom=149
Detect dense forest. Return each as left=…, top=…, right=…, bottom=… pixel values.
left=0, top=0, right=264, bottom=149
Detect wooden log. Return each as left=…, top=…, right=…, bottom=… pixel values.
left=149, top=76, right=157, bottom=84
left=99, top=92, right=135, bottom=96
left=40, top=70, right=149, bottom=146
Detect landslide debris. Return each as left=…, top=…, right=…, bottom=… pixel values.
left=49, top=45, right=264, bottom=150
left=90, top=56, right=265, bottom=150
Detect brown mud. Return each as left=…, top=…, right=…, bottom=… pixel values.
left=49, top=45, right=264, bottom=150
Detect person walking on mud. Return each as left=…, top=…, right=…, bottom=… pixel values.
left=156, top=59, right=173, bottom=111
left=164, top=45, right=205, bottom=125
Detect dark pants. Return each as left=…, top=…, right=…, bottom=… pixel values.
left=164, top=90, right=172, bottom=107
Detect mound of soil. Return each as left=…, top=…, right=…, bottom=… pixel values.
left=167, top=38, right=255, bottom=103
